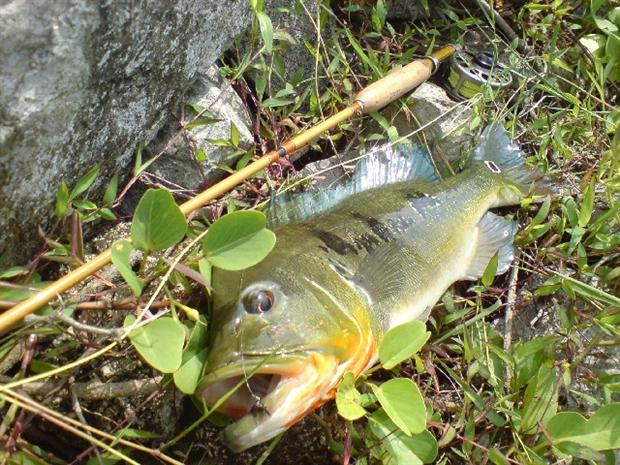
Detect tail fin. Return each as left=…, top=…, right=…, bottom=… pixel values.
left=471, top=125, right=553, bottom=203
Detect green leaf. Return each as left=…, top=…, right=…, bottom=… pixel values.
left=198, top=258, right=212, bottom=288
left=0, top=281, right=52, bottom=315
left=344, top=28, right=382, bottom=77
left=368, top=409, right=437, bottom=464
left=530, top=196, right=551, bottom=228
left=70, top=165, right=100, bottom=200
left=99, top=208, right=117, bottom=221
left=594, top=17, right=618, bottom=34
left=482, top=253, right=499, bottom=287
left=0, top=266, right=28, bottom=279
left=131, top=189, right=187, bottom=253
left=548, top=404, right=620, bottom=451
left=606, top=32, right=620, bottom=59
left=591, top=0, right=605, bottom=15
left=563, top=197, right=579, bottom=227
left=555, top=441, right=611, bottom=462
left=580, top=33, right=607, bottom=56
left=55, top=181, right=70, bottom=219
left=116, top=427, right=161, bottom=439
left=371, top=0, right=386, bottom=32
left=519, top=364, right=558, bottom=433
left=133, top=142, right=148, bottom=176
left=124, top=315, right=185, bottom=373
left=72, top=199, right=97, bottom=210
left=173, top=316, right=209, bottom=394
left=0, top=450, right=51, bottom=465
left=379, top=321, right=430, bottom=370
left=336, top=372, right=367, bottom=420
left=195, top=148, right=207, bottom=162
left=578, top=178, right=595, bottom=227
left=111, top=240, right=143, bottom=296
left=553, top=272, right=620, bottom=307
left=202, top=211, right=276, bottom=271
left=256, top=11, right=273, bottom=52
left=262, top=97, right=295, bottom=108
left=255, top=72, right=267, bottom=101
left=103, top=174, right=119, bottom=205
left=230, top=122, right=240, bottom=147
left=370, top=378, right=426, bottom=436
left=186, top=118, right=221, bottom=132
left=514, top=336, right=556, bottom=389
left=487, top=448, right=510, bottom=465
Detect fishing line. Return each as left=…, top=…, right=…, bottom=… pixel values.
left=230, top=274, right=264, bottom=411
left=233, top=300, right=279, bottom=415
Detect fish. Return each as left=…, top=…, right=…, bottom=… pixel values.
left=196, top=125, right=544, bottom=452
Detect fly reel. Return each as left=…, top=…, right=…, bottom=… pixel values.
left=444, top=29, right=514, bottom=100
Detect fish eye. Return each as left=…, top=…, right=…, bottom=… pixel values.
left=242, top=289, right=274, bottom=314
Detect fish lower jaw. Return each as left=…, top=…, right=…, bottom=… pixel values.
left=215, top=354, right=343, bottom=452
left=223, top=408, right=287, bottom=452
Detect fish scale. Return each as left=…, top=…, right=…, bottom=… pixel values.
left=197, top=125, right=546, bottom=451
left=291, top=170, right=497, bottom=334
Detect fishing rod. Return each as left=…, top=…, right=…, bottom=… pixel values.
left=0, top=45, right=455, bottom=333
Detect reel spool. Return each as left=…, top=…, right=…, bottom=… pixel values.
left=444, top=29, right=514, bottom=100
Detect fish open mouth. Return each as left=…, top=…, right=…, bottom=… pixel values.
left=200, top=372, right=284, bottom=419
left=197, top=353, right=342, bottom=452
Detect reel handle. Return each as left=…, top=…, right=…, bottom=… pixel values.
left=354, top=45, right=456, bottom=113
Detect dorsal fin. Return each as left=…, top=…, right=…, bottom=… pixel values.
left=268, top=142, right=438, bottom=228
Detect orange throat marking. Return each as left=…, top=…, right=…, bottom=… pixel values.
left=285, top=312, right=376, bottom=428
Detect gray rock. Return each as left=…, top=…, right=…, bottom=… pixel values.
left=349, top=82, right=474, bottom=169
left=406, top=81, right=474, bottom=164
left=0, top=0, right=252, bottom=266
left=148, top=66, right=254, bottom=192
left=300, top=155, right=357, bottom=189
left=385, top=0, right=427, bottom=20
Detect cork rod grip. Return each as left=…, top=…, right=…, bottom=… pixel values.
left=354, top=59, right=433, bottom=114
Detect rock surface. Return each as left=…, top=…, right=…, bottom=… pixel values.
left=402, top=81, right=474, bottom=163
left=0, top=0, right=252, bottom=266
left=148, top=66, right=254, bottom=193
left=385, top=0, right=427, bottom=20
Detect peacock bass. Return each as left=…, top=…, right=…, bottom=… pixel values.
left=197, top=125, right=543, bottom=451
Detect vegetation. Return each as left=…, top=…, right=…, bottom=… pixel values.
left=1, top=0, right=619, bottom=464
